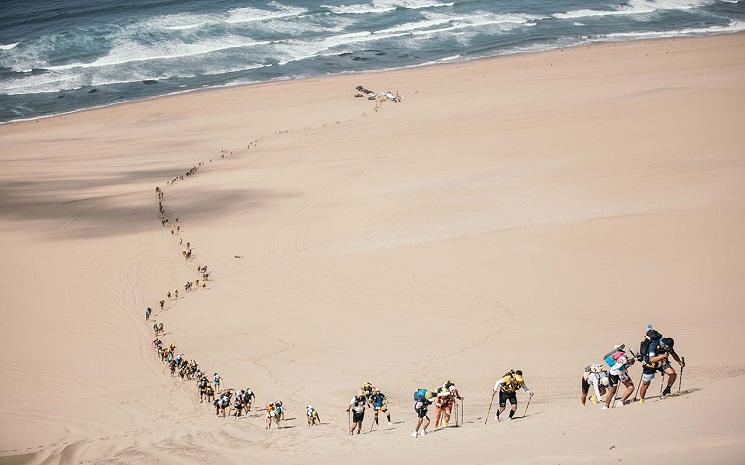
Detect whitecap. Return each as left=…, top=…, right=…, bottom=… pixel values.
left=554, top=0, right=713, bottom=20
left=225, top=3, right=307, bottom=24
left=321, top=4, right=396, bottom=14
left=0, top=42, right=19, bottom=50
left=44, top=37, right=271, bottom=71
left=602, top=19, right=745, bottom=39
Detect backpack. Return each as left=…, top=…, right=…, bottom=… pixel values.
left=414, top=388, right=428, bottom=402
left=639, top=329, right=663, bottom=363
left=604, top=350, right=626, bottom=368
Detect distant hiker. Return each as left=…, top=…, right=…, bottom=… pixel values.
left=145, top=307, right=152, bottom=321
left=434, top=381, right=462, bottom=427
left=159, top=299, right=165, bottom=310
left=603, top=345, right=636, bottom=408
left=370, top=388, right=392, bottom=426
left=307, top=405, right=321, bottom=426
left=205, top=384, right=215, bottom=403
left=275, top=400, right=286, bottom=420
left=198, top=376, right=209, bottom=402
left=158, top=322, right=164, bottom=334
left=213, top=372, right=222, bottom=390
left=244, top=388, right=255, bottom=411
left=412, top=388, right=434, bottom=437
left=167, top=291, right=171, bottom=298
left=266, top=403, right=277, bottom=429
left=232, top=392, right=244, bottom=417
left=362, top=382, right=375, bottom=400
left=492, top=370, right=532, bottom=421
left=581, top=364, right=609, bottom=406
left=638, top=329, right=684, bottom=402
left=347, top=391, right=367, bottom=434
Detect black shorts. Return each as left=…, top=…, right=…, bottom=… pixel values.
left=608, top=373, right=620, bottom=387
left=415, top=407, right=428, bottom=418
left=499, top=391, right=517, bottom=407
left=352, top=411, right=365, bottom=423
left=581, top=377, right=590, bottom=394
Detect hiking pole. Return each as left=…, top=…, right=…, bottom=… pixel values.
left=347, top=410, right=351, bottom=433
left=485, top=391, right=496, bottom=425
left=523, top=393, right=533, bottom=418
left=659, top=372, right=666, bottom=397
left=461, top=398, right=464, bottom=425
left=678, top=357, right=685, bottom=393
left=633, top=372, right=644, bottom=401
left=454, top=403, right=459, bottom=427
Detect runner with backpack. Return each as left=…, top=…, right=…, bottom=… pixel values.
left=412, top=388, right=435, bottom=437
left=369, top=388, right=392, bottom=427
left=346, top=390, right=367, bottom=435
left=581, top=364, right=610, bottom=406
left=602, top=345, right=636, bottom=408
left=637, top=327, right=685, bottom=402
left=492, top=370, right=533, bottom=421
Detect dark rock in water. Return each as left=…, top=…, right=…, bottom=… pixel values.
left=56, top=95, right=64, bottom=99
left=88, top=88, right=98, bottom=93
left=142, top=79, right=158, bottom=85
left=352, top=56, right=371, bottom=62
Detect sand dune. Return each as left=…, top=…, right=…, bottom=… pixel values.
left=1, top=34, right=745, bottom=464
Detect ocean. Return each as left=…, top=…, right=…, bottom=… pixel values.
left=1, top=0, right=743, bottom=123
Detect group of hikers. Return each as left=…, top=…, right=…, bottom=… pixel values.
left=581, top=325, right=685, bottom=409
left=142, top=148, right=686, bottom=438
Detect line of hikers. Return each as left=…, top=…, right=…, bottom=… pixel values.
left=144, top=151, right=687, bottom=439
left=581, top=325, right=685, bottom=409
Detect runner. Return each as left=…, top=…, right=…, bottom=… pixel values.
left=346, top=390, right=367, bottom=435
left=412, top=388, right=434, bottom=437
left=492, top=370, right=533, bottom=421
left=307, top=405, right=321, bottom=426
left=604, top=347, right=636, bottom=408
left=244, top=387, right=255, bottom=411
left=581, top=365, right=609, bottom=406
left=638, top=331, right=685, bottom=402
left=369, top=388, right=392, bottom=426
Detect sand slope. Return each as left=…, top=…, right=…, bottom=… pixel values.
left=1, top=34, right=745, bottom=464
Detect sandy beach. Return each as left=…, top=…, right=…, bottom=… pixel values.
left=1, top=33, right=745, bottom=465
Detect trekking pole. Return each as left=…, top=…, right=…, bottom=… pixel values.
left=678, top=357, right=685, bottom=393
left=659, top=372, right=665, bottom=397
left=523, top=393, right=533, bottom=418
left=461, top=398, right=464, bottom=425
left=347, top=410, right=351, bottom=433
left=633, top=372, right=644, bottom=401
left=454, top=403, right=459, bottom=427
left=485, top=391, right=496, bottom=425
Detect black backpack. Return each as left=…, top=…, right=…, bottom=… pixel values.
left=639, top=329, right=663, bottom=363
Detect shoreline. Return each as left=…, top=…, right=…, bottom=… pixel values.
left=3, top=30, right=745, bottom=129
